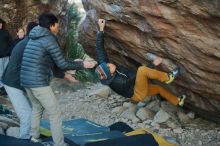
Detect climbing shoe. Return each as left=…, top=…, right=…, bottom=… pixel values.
left=31, top=137, right=42, bottom=143
left=166, top=67, right=180, bottom=84
left=178, top=95, right=186, bottom=106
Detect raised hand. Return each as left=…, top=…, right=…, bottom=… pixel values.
left=98, top=19, right=105, bottom=31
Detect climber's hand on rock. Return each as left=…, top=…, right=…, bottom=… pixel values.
left=98, top=19, right=105, bottom=31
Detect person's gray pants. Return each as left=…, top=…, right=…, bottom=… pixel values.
left=0, top=57, right=9, bottom=88
left=25, top=86, right=66, bottom=146
left=4, top=85, right=32, bottom=139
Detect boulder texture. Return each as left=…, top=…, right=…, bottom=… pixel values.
left=79, top=0, right=220, bottom=123
left=0, top=0, right=68, bottom=46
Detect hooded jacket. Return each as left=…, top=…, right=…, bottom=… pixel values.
left=2, top=36, right=66, bottom=90
left=2, top=37, right=29, bottom=90
left=21, top=26, right=83, bottom=88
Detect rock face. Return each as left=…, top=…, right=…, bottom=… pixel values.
left=0, top=0, right=68, bottom=46
left=79, top=0, right=220, bottom=122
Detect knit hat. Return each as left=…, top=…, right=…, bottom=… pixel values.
left=95, top=63, right=112, bottom=80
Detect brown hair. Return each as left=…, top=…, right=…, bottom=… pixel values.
left=16, top=27, right=25, bottom=33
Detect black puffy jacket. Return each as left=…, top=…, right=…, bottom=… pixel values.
left=0, top=29, right=12, bottom=57
left=21, top=26, right=84, bottom=88
left=96, top=32, right=136, bottom=98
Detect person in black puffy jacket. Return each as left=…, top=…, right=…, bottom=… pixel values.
left=21, top=12, right=95, bottom=146
left=95, top=19, right=186, bottom=107
left=2, top=22, right=38, bottom=139
left=0, top=18, right=12, bottom=95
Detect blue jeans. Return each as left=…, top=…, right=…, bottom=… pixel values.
left=0, top=57, right=9, bottom=88
left=4, top=85, right=32, bottom=139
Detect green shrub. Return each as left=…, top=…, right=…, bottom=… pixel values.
left=66, top=4, right=98, bottom=82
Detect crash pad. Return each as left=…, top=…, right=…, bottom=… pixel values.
left=126, top=128, right=176, bottom=146
left=108, top=121, right=134, bottom=133
left=84, top=134, right=159, bottom=146
left=40, top=118, right=110, bottom=137
left=65, top=131, right=124, bottom=146
left=0, top=134, right=43, bottom=146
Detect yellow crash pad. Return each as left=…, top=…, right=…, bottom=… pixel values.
left=126, top=128, right=176, bottom=146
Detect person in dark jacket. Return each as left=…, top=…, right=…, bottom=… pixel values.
left=3, top=21, right=80, bottom=139
left=95, top=19, right=186, bottom=106
left=20, top=12, right=95, bottom=146
left=10, top=27, right=26, bottom=51
left=2, top=22, right=38, bottom=139
left=0, top=18, right=12, bottom=95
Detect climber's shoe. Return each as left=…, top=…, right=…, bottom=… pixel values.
left=178, top=94, right=186, bottom=106
left=166, top=67, right=180, bottom=84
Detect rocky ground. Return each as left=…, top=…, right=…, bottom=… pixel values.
left=0, top=78, right=220, bottom=146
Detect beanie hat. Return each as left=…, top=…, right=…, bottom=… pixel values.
left=95, top=63, right=112, bottom=80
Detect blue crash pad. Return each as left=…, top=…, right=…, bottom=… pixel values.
left=40, top=118, right=110, bottom=136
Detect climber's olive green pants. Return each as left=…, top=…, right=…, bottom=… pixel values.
left=131, top=66, right=179, bottom=105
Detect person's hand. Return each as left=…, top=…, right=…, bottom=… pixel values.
left=84, top=57, right=97, bottom=66
left=64, top=74, right=79, bottom=83
left=107, top=63, right=116, bottom=75
left=83, top=61, right=96, bottom=68
left=153, top=57, right=162, bottom=66
left=98, top=19, right=105, bottom=31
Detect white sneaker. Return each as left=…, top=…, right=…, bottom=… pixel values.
left=31, top=137, right=42, bottom=143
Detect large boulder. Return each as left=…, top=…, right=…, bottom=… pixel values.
left=79, top=0, right=220, bottom=123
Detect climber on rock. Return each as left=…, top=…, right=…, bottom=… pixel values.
left=95, top=18, right=186, bottom=106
